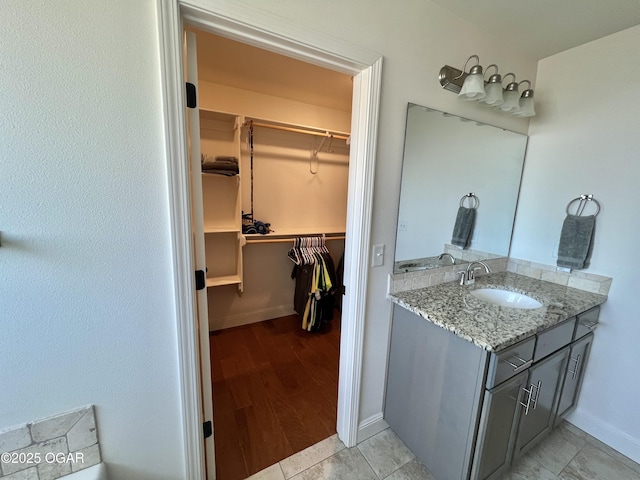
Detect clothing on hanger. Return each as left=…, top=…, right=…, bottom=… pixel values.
left=289, top=237, right=337, bottom=331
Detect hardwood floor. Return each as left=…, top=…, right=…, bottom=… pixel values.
left=209, top=311, right=341, bottom=480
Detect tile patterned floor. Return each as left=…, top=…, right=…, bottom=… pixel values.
left=244, top=421, right=640, bottom=480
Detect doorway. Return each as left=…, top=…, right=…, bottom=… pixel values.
left=157, top=2, right=382, bottom=478
left=190, top=27, right=352, bottom=479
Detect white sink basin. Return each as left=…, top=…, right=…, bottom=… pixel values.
left=470, top=288, right=543, bottom=309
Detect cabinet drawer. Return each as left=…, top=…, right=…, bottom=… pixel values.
left=534, top=317, right=576, bottom=362
left=574, top=306, right=599, bottom=340
left=486, top=337, right=535, bottom=389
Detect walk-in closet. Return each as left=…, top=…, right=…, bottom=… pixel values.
left=188, top=28, right=353, bottom=480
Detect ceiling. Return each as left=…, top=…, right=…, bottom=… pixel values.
left=189, top=1, right=640, bottom=108
left=191, top=29, right=353, bottom=113
left=429, top=0, right=640, bottom=59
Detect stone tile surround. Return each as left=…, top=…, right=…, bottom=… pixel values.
left=0, top=406, right=100, bottom=480
left=506, top=258, right=612, bottom=296
left=389, top=256, right=612, bottom=296
left=388, top=257, right=508, bottom=294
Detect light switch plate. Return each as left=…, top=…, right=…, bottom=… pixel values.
left=372, top=244, right=385, bottom=267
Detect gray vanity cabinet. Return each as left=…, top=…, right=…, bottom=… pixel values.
left=513, top=347, right=570, bottom=459
left=555, top=333, right=594, bottom=423
left=385, top=303, right=599, bottom=480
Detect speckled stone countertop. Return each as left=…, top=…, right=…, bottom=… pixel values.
left=388, top=271, right=607, bottom=352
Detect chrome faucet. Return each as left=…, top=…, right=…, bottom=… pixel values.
left=459, top=261, right=491, bottom=286
left=437, top=252, right=456, bottom=265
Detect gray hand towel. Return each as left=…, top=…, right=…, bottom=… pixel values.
left=451, top=207, right=476, bottom=248
left=557, top=214, right=596, bottom=270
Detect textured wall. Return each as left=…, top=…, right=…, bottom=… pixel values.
left=0, top=1, right=184, bottom=478
left=511, top=25, right=640, bottom=462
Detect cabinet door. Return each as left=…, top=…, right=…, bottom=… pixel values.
left=514, top=347, right=569, bottom=458
left=471, top=371, right=528, bottom=480
left=555, top=333, right=594, bottom=423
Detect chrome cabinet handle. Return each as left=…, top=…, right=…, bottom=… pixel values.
left=530, top=381, right=542, bottom=410
left=506, top=355, right=533, bottom=373
left=506, top=356, right=533, bottom=373
left=569, top=354, right=583, bottom=380
left=520, top=385, right=533, bottom=415
left=583, top=321, right=598, bottom=331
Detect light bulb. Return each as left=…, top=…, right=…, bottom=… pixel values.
left=501, top=85, right=520, bottom=112
left=514, top=95, right=535, bottom=117
left=458, top=65, right=485, bottom=101
left=483, top=82, right=503, bottom=106
left=513, top=83, right=535, bottom=117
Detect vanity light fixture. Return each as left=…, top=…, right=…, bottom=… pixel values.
left=439, top=55, right=536, bottom=117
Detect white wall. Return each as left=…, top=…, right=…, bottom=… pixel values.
left=511, top=25, right=640, bottom=461
left=204, top=0, right=536, bottom=429
left=0, top=2, right=185, bottom=479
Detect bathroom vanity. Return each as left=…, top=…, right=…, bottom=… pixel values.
left=385, top=272, right=605, bottom=480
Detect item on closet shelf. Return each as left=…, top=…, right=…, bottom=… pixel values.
left=201, top=154, right=239, bottom=176
left=451, top=193, right=478, bottom=248
left=557, top=194, right=600, bottom=270
left=289, top=236, right=337, bottom=331
left=242, top=212, right=271, bottom=235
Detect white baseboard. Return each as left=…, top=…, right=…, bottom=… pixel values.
left=357, top=412, right=389, bottom=444
left=210, top=305, right=295, bottom=331
left=568, top=409, right=640, bottom=464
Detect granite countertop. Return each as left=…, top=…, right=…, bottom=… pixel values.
left=388, top=271, right=607, bottom=352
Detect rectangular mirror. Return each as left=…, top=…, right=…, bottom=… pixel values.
left=394, top=104, right=528, bottom=273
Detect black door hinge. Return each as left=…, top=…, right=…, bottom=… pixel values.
left=186, top=82, right=197, bottom=108
left=203, top=420, right=213, bottom=439
left=195, top=270, right=206, bottom=291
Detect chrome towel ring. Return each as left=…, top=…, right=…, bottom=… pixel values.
left=566, top=194, right=600, bottom=216
left=460, top=192, right=479, bottom=209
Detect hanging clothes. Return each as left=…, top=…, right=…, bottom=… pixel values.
left=289, top=237, right=337, bottom=331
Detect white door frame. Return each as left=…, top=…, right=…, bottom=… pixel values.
left=157, top=1, right=382, bottom=478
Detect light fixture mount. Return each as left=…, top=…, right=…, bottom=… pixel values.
left=439, top=65, right=466, bottom=94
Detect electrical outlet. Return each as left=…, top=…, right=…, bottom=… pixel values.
left=398, top=219, right=408, bottom=231
left=371, top=244, right=385, bottom=267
